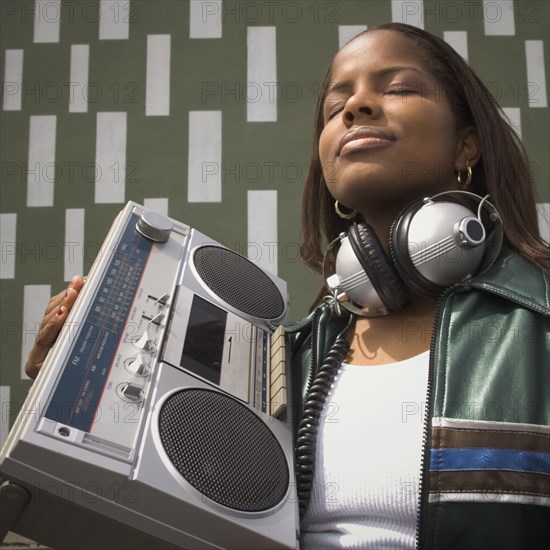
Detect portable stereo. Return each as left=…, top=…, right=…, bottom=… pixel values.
left=0, top=202, right=298, bottom=549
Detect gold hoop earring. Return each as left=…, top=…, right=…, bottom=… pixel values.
left=457, top=162, right=473, bottom=188
left=335, top=200, right=358, bottom=219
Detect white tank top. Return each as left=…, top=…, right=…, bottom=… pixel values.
left=300, top=351, right=429, bottom=549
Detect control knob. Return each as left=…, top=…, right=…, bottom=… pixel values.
left=134, top=331, right=155, bottom=353
left=118, top=382, right=144, bottom=403
left=126, top=354, right=150, bottom=376
left=136, top=210, right=172, bottom=243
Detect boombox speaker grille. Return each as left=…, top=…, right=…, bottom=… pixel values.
left=193, top=246, right=285, bottom=320
left=159, top=388, right=290, bottom=512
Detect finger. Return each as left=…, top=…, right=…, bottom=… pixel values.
left=25, top=305, right=70, bottom=379
left=70, top=275, right=85, bottom=293
left=41, top=293, right=71, bottom=329
left=26, top=276, right=85, bottom=379
left=43, top=276, right=85, bottom=317
left=44, top=288, right=66, bottom=317
left=39, top=284, right=82, bottom=337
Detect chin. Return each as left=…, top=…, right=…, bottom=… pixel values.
left=328, top=167, right=453, bottom=210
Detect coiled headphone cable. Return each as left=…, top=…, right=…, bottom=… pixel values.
left=295, top=313, right=355, bottom=519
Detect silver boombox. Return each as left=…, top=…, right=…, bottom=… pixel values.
left=0, top=202, right=298, bottom=549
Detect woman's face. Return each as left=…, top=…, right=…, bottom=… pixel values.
left=319, top=30, right=468, bottom=217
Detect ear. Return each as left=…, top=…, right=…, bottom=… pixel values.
left=454, top=127, right=480, bottom=171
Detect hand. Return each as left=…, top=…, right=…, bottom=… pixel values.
left=25, top=276, right=85, bottom=379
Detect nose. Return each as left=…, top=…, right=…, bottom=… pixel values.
left=343, top=90, right=378, bottom=125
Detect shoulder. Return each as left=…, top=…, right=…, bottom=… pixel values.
left=288, top=301, right=352, bottom=356
left=469, top=247, right=550, bottom=317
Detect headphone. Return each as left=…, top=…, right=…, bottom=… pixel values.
left=324, top=191, right=503, bottom=317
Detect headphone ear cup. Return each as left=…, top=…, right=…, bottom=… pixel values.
left=348, top=222, right=409, bottom=311
left=390, top=200, right=448, bottom=297
left=390, top=198, right=491, bottom=297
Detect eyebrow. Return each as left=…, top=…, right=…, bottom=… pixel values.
left=325, top=66, right=425, bottom=96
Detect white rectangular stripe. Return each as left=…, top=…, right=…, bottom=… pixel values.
left=146, top=35, right=171, bottom=116
left=502, top=107, right=522, bottom=139
left=338, top=25, right=367, bottom=49
left=69, top=45, right=90, bottom=113
left=247, top=27, right=277, bottom=122
left=391, top=0, right=424, bottom=29
left=3, top=49, right=23, bottom=111
left=444, top=31, right=468, bottom=62
left=525, top=40, right=548, bottom=108
left=483, top=0, right=515, bottom=36
left=95, top=112, right=127, bottom=203
left=248, top=190, right=278, bottom=276
left=21, top=285, right=51, bottom=379
left=27, top=115, right=56, bottom=207
left=430, top=493, right=550, bottom=508
left=34, top=0, right=60, bottom=43
left=64, top=209, right=85, bottom=282
left=537, top=203, right=549, bottom=246
left=143, top=198, right=168, bottom=217
left=0, top=386, right=10, bottom=448
left=0, top=213, right=17, bottom=279
left=188, top=111, right=222, bottom=202
left=432, top=417, right=550, bottom=435
left=99, top=0, right=130, bottom=40
left=190, top=0, right=222, bottom=39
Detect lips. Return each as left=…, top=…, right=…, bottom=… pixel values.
left=338, top=127, right=394, bottom=156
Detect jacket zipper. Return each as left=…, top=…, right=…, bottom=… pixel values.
left=414, top=331, right=436, bottom=550
left=415, top=284, right=462, bottom=550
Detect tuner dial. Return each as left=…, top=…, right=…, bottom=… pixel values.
left=136, top=211, right=172, bottom=243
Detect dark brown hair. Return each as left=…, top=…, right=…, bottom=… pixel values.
left=300, top=23, right=549, bottom=276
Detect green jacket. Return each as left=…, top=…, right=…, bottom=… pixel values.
left=289, top=248, right=550, bottom=549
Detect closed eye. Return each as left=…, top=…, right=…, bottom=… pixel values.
left=327, top=107, right=344, bottom=120
left=324, top=97, right=346, bottom=121
left=385, top=88, right=417, bottom=96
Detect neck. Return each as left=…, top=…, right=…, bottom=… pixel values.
left=346, top=293, right=438, bottom=365
left=358, top=206, right=404, bottom=255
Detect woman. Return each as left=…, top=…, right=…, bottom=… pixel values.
left=291, top=23, right=549, bottom=549
left=26, top=23, right=549, bottom=549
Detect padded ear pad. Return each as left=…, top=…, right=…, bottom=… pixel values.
left=348, top=222, right=409, bottom=311
left=390, top=199, right=449, bottom=297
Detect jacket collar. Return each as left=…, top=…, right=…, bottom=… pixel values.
left=469, top=247, right=550, bottom=317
